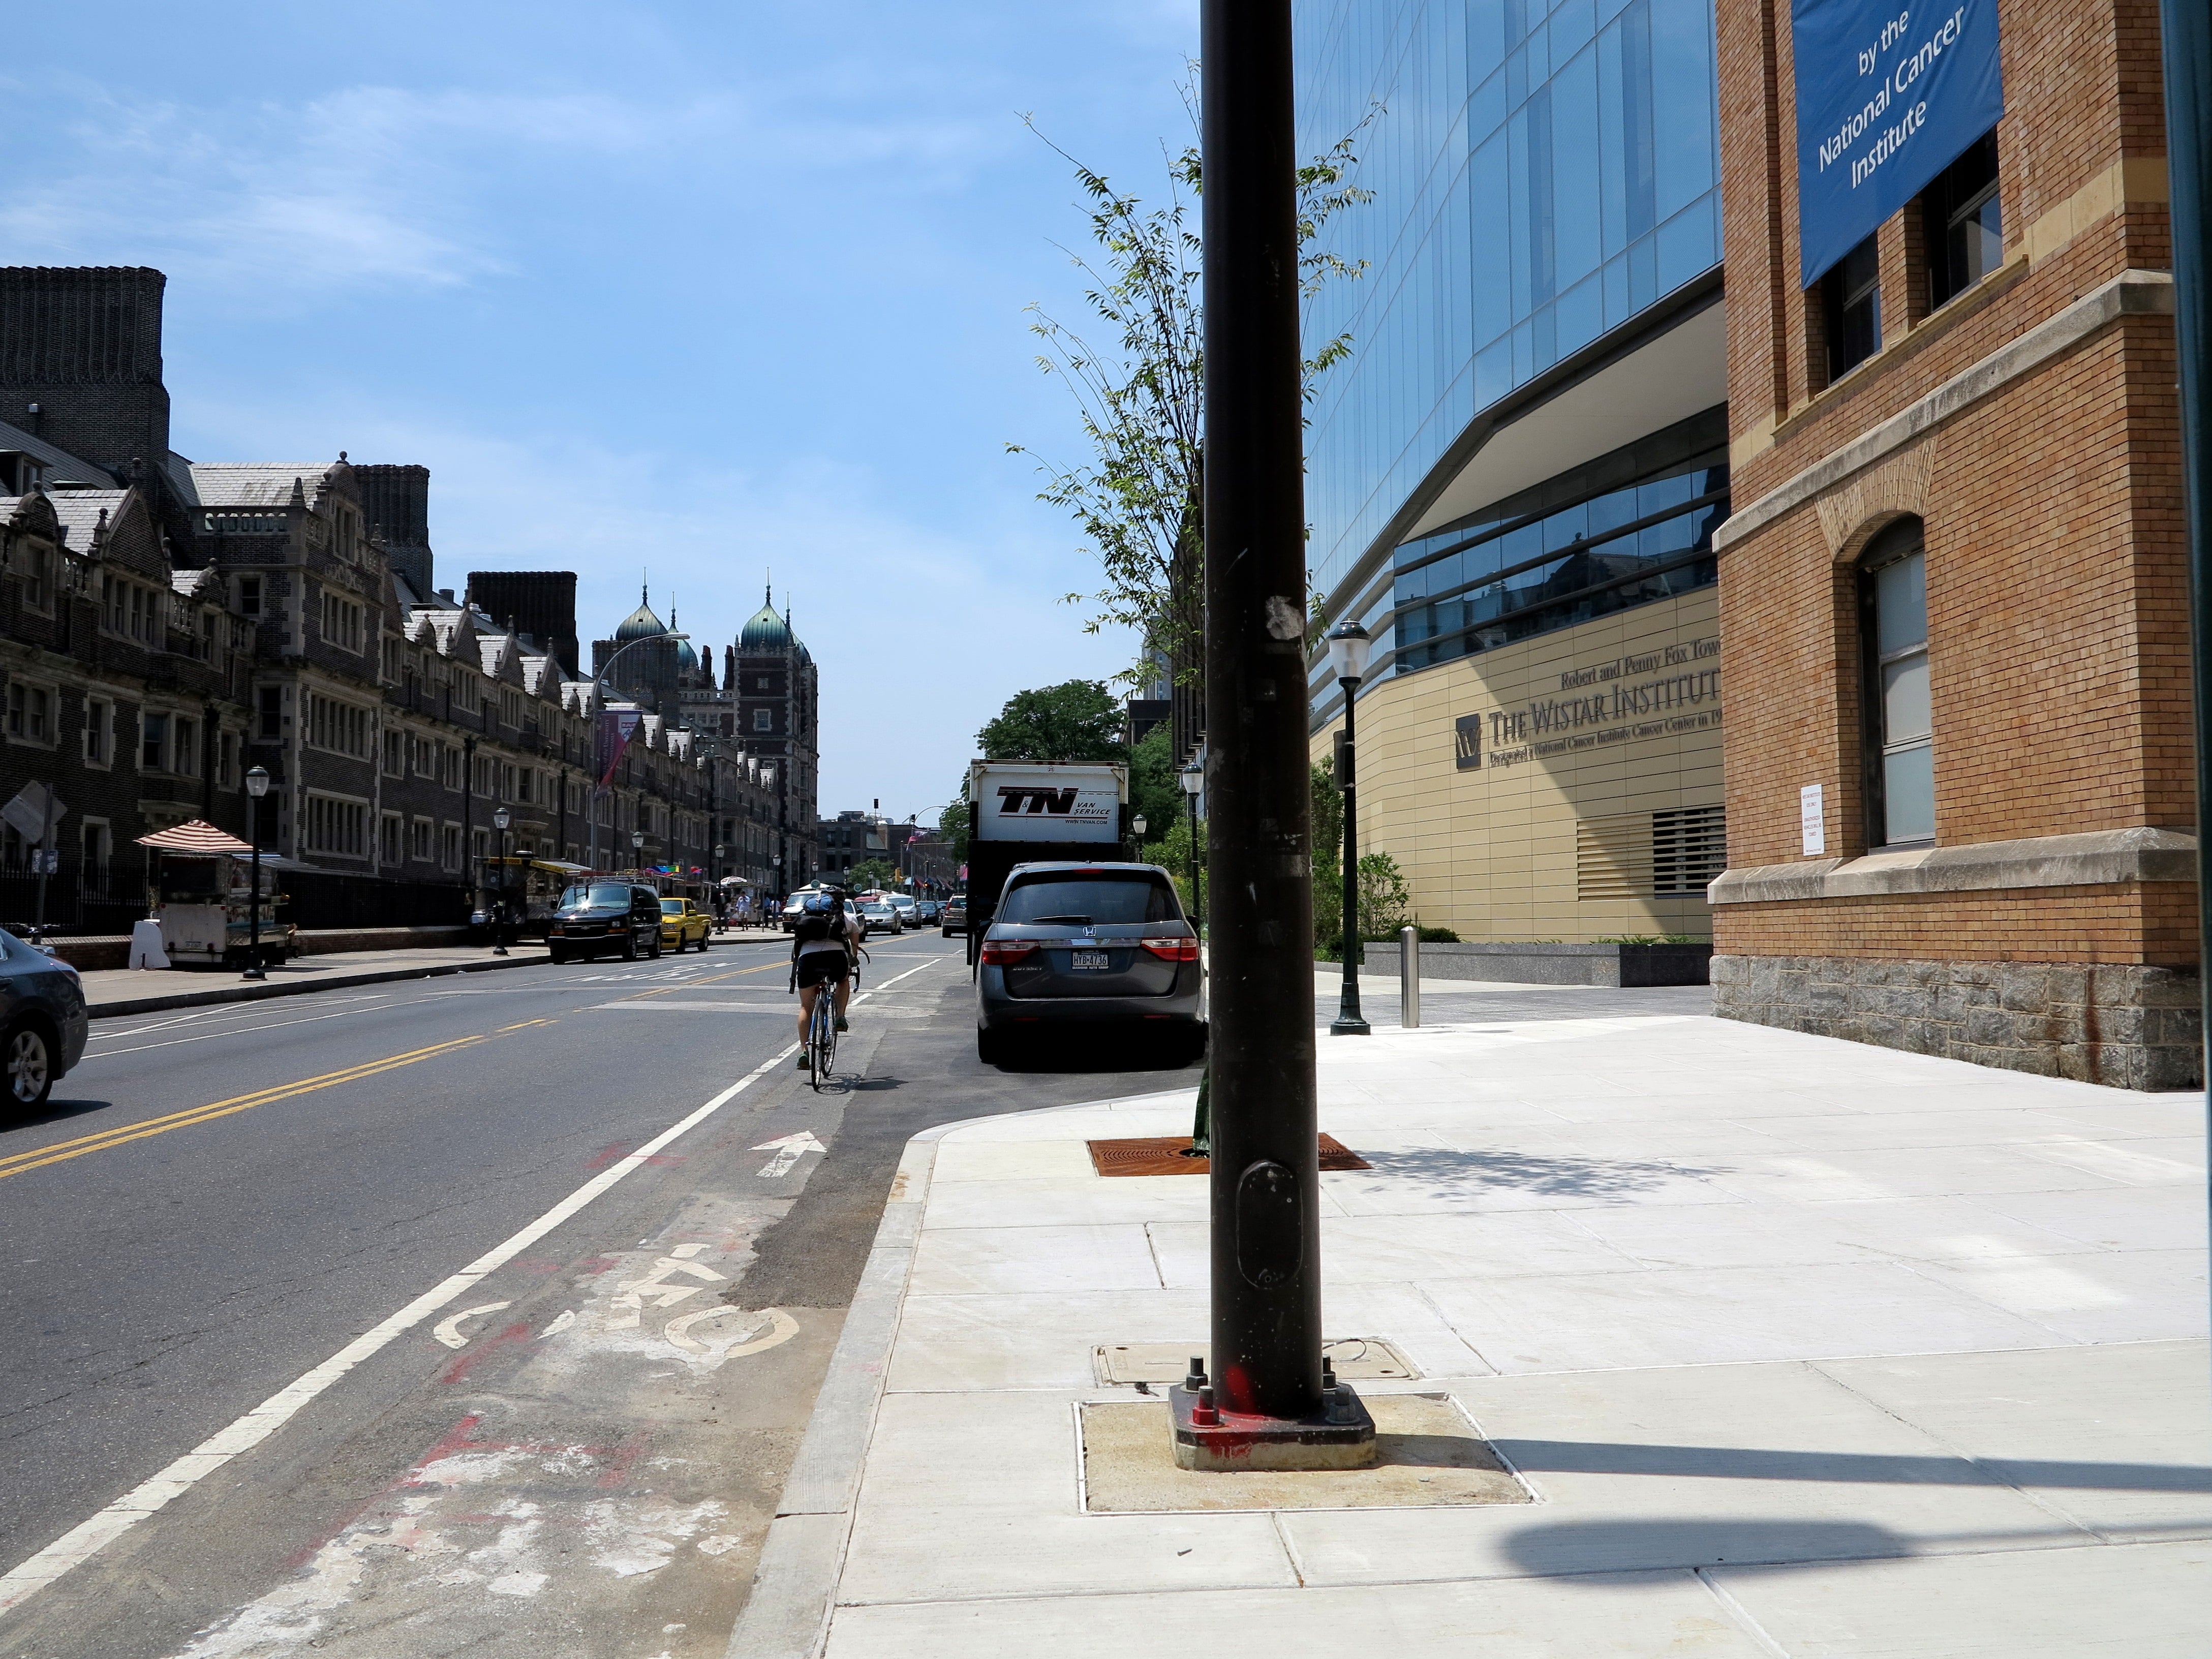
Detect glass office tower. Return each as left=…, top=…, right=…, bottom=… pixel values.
left=1296, top=0, right=1731, bottom=943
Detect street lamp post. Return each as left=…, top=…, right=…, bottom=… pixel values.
left=588, top=629, right=688, bottom=873
left=1328, top=620, right=1373, bottom=1037
left=1175, top=0, right=1373, bottom=1471
left=1178, top=759, right=1204, bottom=937
left=243, top=766, right=269, bottom=980
left=1131, top=813, right=1147, bottom=864
left=491, top=806, right=511, bottom=956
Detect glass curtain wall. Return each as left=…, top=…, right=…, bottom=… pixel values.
left=1392, top=405, right=1728, bottom=669
left=1297, top=0, right=1723, bottom=603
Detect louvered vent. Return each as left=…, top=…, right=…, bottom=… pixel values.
left=1577, top=805, right=1726, bottom=900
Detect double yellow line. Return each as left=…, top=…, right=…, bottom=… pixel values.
left=0, top=1027, right=536, bottom=1182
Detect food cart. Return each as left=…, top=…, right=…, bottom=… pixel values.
left=135, top=819, right=298, bottom=969
left=475, top=856, right=591, bottom=940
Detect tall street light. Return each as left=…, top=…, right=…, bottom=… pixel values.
left=588, top=628, right=688, bottom=872
left=1178, top=758, right=1204, bottom=937
left=1175, top=0, right=1373, bottom=1471
left=1328, top=619, right=1373, bottom=1037
left=242, top=766, right=269, bottom=980
left=491, top=806, right=511, bottom=956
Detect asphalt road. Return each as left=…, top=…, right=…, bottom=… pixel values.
left=0, top=930, right=1202, bottom=1659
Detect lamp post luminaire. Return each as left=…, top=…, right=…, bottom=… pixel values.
left=1178, top=758, right=1203, bottom=938
left=1328, top=619, right=1373, bottom=1037
left=242, top=765, right=270, bottom=981
left=491, top=806, right=511, bottom=956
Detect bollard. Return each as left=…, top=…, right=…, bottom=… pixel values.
left=1399, top=924, right=1420, bottom=1028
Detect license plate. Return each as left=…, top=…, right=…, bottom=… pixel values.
left=1070, top=950, right=1112, bottom=971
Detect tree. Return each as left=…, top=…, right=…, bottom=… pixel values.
left=847, top=857, right=897, bottom=892
left=975, top=680, right=1127, bottom=763
left=1012, top=97, right=1375, bottom=687
left=936, top=796, right=971, bottom=863
left=1129, top=722, right=1184, bottom=840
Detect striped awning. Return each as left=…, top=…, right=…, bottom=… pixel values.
left=135, top=819, right=254, bottom=854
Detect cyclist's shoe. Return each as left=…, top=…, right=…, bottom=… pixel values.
left=835, top=1017, right=850, bottom=1032
left=795, top=1053, right=810, bottom=1068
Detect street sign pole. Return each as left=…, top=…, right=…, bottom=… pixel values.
left=2157, top=0, right=2212, bottom=1317
left=1171, top=0, right=1374, bottom=1471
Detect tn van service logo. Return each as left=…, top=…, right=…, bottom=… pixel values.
left=995, top=785, right=1110, bottom=820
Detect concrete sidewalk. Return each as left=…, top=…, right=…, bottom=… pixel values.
left=733, top=992, right=2211, bottom=1656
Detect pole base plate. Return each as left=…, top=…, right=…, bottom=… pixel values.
left=1168, top=1381, right=1377, bottom=1471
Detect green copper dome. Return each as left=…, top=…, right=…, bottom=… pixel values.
left=740, top=586, right=796, bottom=652
left=614, top=584, right=667, bottom=643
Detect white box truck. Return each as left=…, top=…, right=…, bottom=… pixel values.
left=962, top=759, right=1130, bottom=962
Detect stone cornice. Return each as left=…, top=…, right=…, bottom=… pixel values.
left=1713, top=269, right=2176, bottom=554
left=1707, top=827, right=2197, bottom=905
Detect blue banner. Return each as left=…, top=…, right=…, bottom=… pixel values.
left=1793, top=0, right=2004, bottom=287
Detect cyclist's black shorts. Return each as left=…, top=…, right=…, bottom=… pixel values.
left=795, top=949, right=849, bottom=990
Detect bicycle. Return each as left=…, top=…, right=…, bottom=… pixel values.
left=803, top=942, right=868, bottom=1092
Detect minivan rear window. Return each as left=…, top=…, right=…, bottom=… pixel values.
left=997, top=875, right=1179, bottom=926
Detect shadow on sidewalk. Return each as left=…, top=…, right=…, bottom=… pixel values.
left=1354, top=1145, right=1726, bottom=1200
left=1498, top=1439, right=2212, bottom=1491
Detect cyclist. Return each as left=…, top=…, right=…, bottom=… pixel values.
left=789, top=885, right=863, bottom=1063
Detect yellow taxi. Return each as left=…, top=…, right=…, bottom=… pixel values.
left=659, top=897, right=712, bottom=953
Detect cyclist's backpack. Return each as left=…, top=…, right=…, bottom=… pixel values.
left=790, top=894, right=843, bottom=948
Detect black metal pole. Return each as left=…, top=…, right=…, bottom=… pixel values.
left=2158, top=0, right=2212, bottom=1305
left=1331, top=678, right=1370, bottom=1034
left=1186, top=787, right=1202, bottom=938
left=1201, top=0, right=1324, bottom=1426
left=244, top=796, right=265, bottom=980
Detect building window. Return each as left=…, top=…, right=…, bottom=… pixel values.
left=173, top=716, right=201, bottom=778
left=1860, top=518, right=1934, bottom=848
left=753, top=709, right=773, bottom=732
left=1923, top=131, right=2002, bottom=310
left=383, top=727, right=405, bottom=777
left=141, top=711, right=169, bottom=771
left=258, top=686, right=283, bottom=740
left=440, top=822, right=462, bottom=871
left=236, top=574, right=263, bottom=617
left=1391, top=407, right=1730, bottom=672
left=84, top=697, right=113, bottom=764
left=19, top=542, right=53, bottom=611
left=379, top=812, right=404, bottom=866
left=218, top=729, right=239, bottom=788
left=308, top=694, right=373, bottom=758
left=1823, top=232, right=1881, bottom=382
left=305, top=794, right=370, bottom=856
left=102, top=576, right=161, bottom=645
left=320, top=591, right=365, bottom=653
left=410, top=818, right=434, bottom=862
left=7, top=682, right=54, bottom=745
left=81, top=820, right=112, bottom=880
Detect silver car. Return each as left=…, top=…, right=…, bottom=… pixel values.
left=974, top=862, right=1203, bottom=1065
left=857, top=901, right=901, bottom=937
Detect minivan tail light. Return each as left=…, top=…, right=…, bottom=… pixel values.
left=1141, top=936, right=1201, bottom=962
left=980, top=939, right=1038, bottom=965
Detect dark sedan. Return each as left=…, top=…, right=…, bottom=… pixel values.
left=974, top=863, right=1204, bottom=1065
left=2, top=926, right=89, bottom=1113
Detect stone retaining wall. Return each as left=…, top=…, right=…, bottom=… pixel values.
left=1360, top=940, right=1713, bottom=987
left=1712, top=954, right=2200, bottom=1091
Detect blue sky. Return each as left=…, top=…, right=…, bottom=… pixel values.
left=6, top=2, right=1199, bottom=821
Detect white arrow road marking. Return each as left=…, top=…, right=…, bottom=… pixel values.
left=0, top=1042, right=797, bottom=1618
left=606, top=1255, right=727, bottom=1329
left=430, top=1301, right=512, bottom=1350
left=664, top=1306, right=798, bottom=1360
left=538, top=1309, right=575, bottom=1339
left=752, top=1131, right=827, bottom=1179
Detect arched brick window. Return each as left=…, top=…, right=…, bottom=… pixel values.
left=1859, top=517, right=1933, bottom=847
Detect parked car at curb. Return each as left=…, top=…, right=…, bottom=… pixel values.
left=659, top=898, right=712, bottom=953
left=1, top=925, right=88, bottom=1113
left=973, top=862, right=1204, bottom=1066
left=547, top=882, right=666, bottom=963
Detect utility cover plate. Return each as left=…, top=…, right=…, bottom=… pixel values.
left=1094, top=1338, right=1418, bottom=1386
left=1081, top=1393, right=1530, bottom=1512
left=1085, top=1133, right=1370, bottom=1177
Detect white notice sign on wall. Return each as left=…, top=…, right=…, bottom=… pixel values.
left=1800, top=783, right=1826, bottom=855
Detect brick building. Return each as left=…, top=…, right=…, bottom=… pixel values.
left=1, top=267, right=779, bottom=935
left=1705, top=0, right=2190, bottom=1083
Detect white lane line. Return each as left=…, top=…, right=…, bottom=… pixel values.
left=83, top=1005, right=405, bottom=1059
left=0, top=1040, right=799, bottom=1616
left=86, top=996, right=398, bottom=1042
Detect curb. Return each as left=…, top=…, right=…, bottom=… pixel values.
left=85, top=950, right=552, bottom=1020
left=722, top=1084, right=1202, bottom=1659
left=722, top=1124, right=947, bottom=1659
